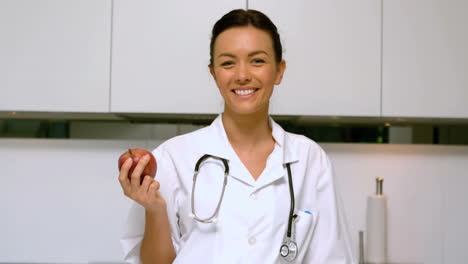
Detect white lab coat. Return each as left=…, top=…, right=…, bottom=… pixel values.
left=120, top=114, right=356, bottom=264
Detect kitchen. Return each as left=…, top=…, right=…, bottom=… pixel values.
left=1, top=0, right=467, bottom=263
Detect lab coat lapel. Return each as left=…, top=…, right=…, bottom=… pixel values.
left=202, top=115, right=301, bottom=188
left=269, top=117, right=300, bottom=165
left=201, top=114, right=255, bottom=186
left=255, top=118, right=300, bottom=189
left=201, top=114, right=234, bottom=161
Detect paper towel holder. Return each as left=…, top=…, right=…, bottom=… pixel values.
left=376, top=177, right=384, bottom=195
left=366, top=177, right=387, bottom=264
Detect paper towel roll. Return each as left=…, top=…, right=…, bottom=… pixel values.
left=366, top=195, right=387, bottom=264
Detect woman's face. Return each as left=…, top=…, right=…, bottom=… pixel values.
left=210, top=26, right=286, bottom=116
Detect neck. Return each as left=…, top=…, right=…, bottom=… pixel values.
left=222, top=108, right=273, bottom=149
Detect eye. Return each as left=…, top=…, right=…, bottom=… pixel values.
left=252, top=58, right=265, bottom=65
left=220, top=61, right=234, bottom=67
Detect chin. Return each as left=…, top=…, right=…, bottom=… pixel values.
left=225, top=105, right=269, bottom=116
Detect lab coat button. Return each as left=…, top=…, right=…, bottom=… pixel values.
left=248, top=237, right=256, bottom=245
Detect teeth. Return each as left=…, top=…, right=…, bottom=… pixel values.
left=234, top=89, right=255, bottom=95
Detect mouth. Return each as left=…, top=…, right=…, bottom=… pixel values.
left=231, top=88, right=259, bottom=96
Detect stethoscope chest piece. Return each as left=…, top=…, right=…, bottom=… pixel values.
left=280, top=239, right=298, bottom=262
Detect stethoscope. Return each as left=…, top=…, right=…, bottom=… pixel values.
left=189, top=154, right=298, bottom=262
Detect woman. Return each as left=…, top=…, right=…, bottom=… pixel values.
left=119, top=9, right=355, bottom=264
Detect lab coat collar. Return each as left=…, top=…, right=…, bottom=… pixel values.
left=201, top=114, right=237, bottom=161
left=203, top=114, right=298, bottom=162
left=202, top=114, right=299, bottom=187
left=270, top=117, right=299, bottom=165
left=255, top=118, right=300, bottom=188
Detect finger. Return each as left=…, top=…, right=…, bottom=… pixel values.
left=140, top=176, right=153, bottom=194
left=152, top=180, right=161, bottom=191
left=118, top=157, right=132, bottom=180
left=118, top=158, right=133, bottom=192
left=130, top=154, right=150, bottom=191
left=148, top=180, right=161, bottom=198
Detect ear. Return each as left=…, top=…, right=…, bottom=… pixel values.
left=274, top=60, right=286, bottom=85
left=209, top=65, right=216, bottom=81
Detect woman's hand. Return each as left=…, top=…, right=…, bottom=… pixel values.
left=118, top=154, right=167, bottom=214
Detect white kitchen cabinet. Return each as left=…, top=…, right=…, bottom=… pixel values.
left=111, top=0, right=246, bottom=114
left=0, top=0, right=111, bottom=113
left=249, top=0, right=381, bottom=117
left=382, top=0, right=468, bottom=118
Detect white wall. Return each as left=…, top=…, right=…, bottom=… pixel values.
left=0, top=139, right=155, bottom=263
left=1, top=138, right=467, bottom=263
left=324, top=144, right=468, bottom=264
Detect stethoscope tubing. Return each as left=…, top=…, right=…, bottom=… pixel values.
left=190, top=155, right=298, bottom=261
left=285, top=162, right=295, bottom=239
left=190, top=154, right=229, bottom=223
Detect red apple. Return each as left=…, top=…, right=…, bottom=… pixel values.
left=118, top=148, right=157, bottom=184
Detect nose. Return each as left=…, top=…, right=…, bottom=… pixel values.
left=234, top=63, right=251, bottom=83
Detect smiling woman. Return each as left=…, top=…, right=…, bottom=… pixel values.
left=208, top=10, right=285, bottom=118
left=209, top=26, right=285, bottom=117
left=119, top=9, right=356, bottom=264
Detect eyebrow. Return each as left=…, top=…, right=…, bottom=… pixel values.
left=217, top=50, right=269, bottom=59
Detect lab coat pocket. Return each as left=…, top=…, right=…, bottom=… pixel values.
left=292, top=209, right=319, bottom=261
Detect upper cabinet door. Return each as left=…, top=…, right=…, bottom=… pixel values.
left=249, top=0, right=381, bottom=117
left=383, top=0, right=468, bottom=118
left=0, top=0, right=111, bottom=113
left=111, top=0, right=246, bottom=114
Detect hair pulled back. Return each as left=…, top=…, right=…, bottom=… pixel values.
left=209, top=9, right=283, bottom=66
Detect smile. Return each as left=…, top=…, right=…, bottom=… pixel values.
left=232, top=88, right=259, bottom=96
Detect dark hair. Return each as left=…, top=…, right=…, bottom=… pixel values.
left=209, top=9, right=282, bottom=66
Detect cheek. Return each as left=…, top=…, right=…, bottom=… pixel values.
left=259, top=68, right=279, bottom=85
left=214, top=71, right=232, bottom=89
